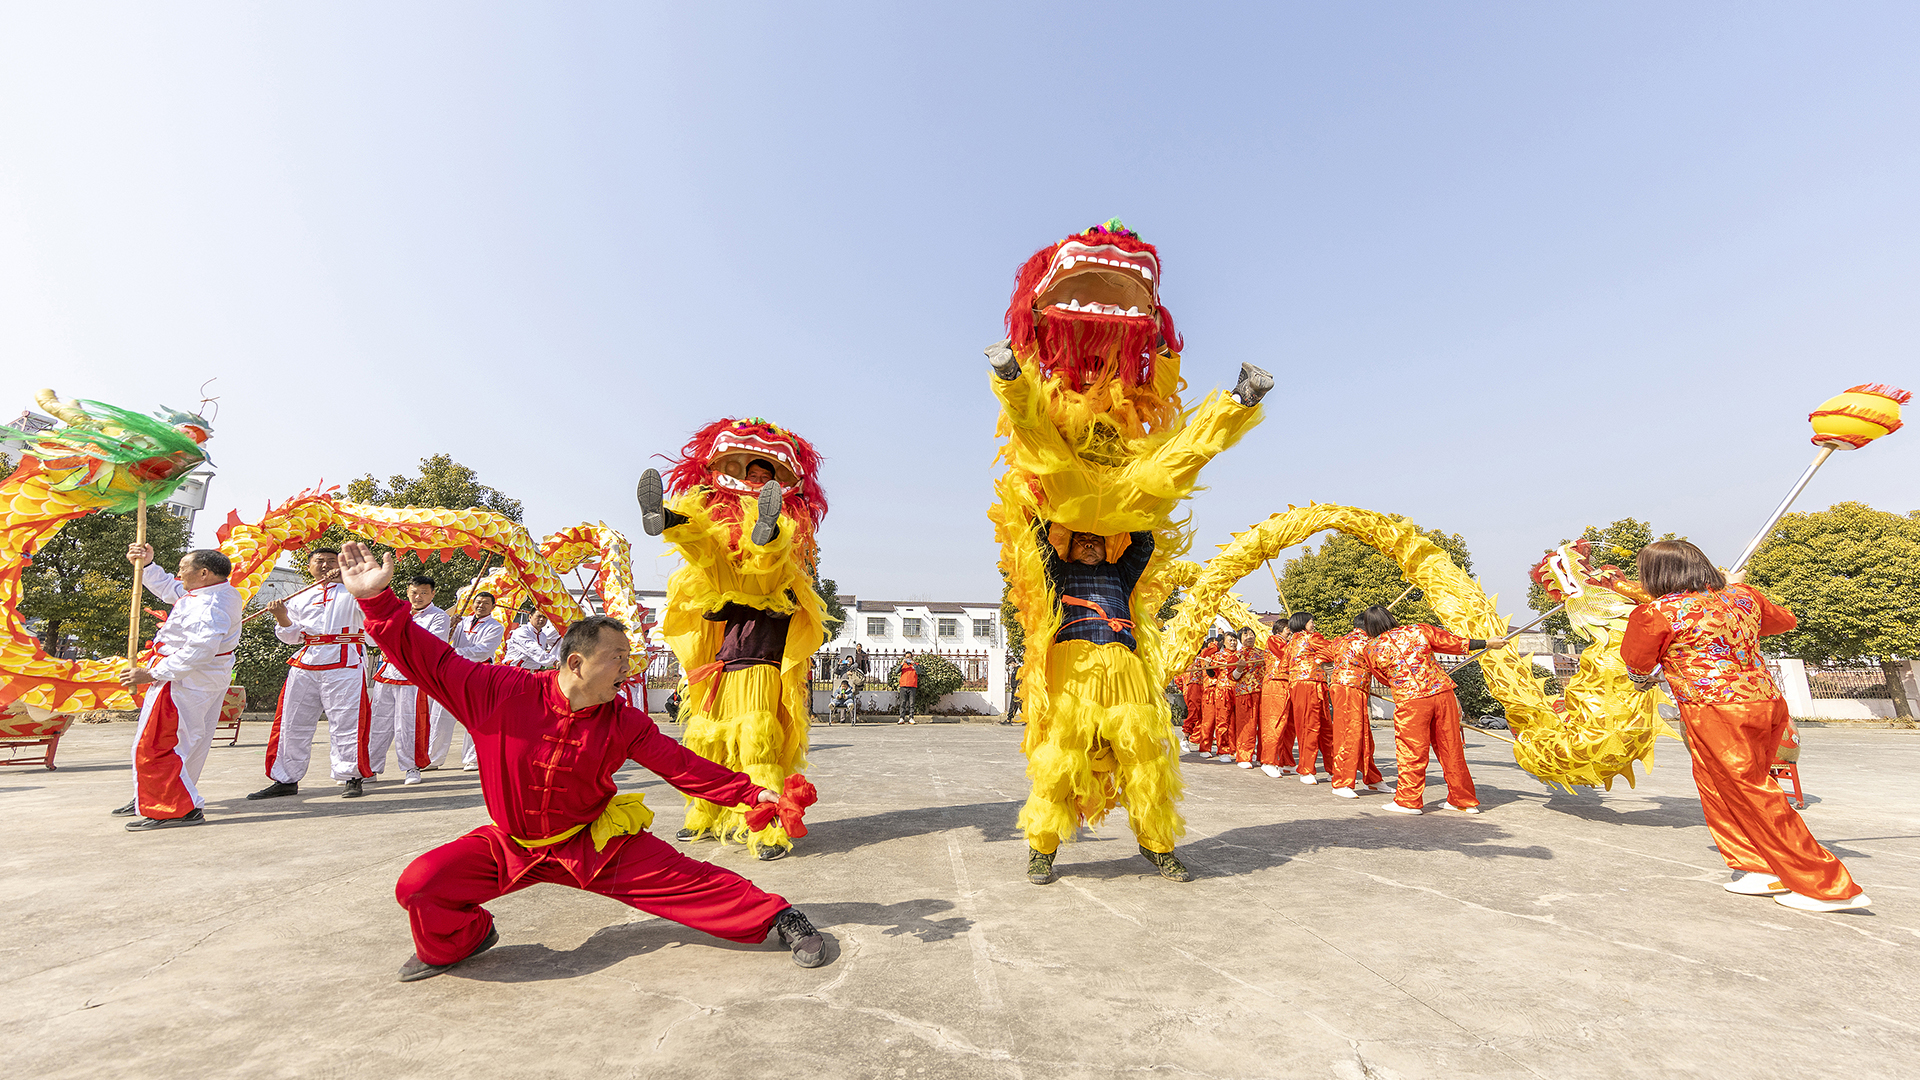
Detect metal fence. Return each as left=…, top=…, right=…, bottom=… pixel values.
left=1806, top=665, right=1893, bottom=700
left=812, top=648, right=991, bottom=691
left=644, top=649, right=681, bottom=689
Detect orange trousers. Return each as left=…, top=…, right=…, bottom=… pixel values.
left=1258, top=677, right=1294, bottom=768
left=1182, top=682, right=1204, bottom=742
left=1231, top=692, right=1261, bottom=762
left=1391, top=690, right=1476, bottom=809
left=1291, top=681, right=1331, bottom=776
left=1202, top=686, right=1232, bottom=753
left=1327, top=685, right=1383, bottom=789
left=1683, top=699, right=1859, bottom=901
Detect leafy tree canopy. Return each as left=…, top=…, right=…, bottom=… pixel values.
left=1275, top=524, right=1474, bottom=638
left=1746, top=501, right=1920, bottom=665
left=813, top=565, right=848, bottom=641
left=1525, top=517, right=1677, bottom=637
left=20, top=505, right=191, bottom=658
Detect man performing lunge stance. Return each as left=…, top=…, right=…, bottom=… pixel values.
left=988, top=219, right=1270, bottom=886
left=330, top=542, right=827, bottom=980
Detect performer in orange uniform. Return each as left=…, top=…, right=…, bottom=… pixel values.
left=1282, top=614, right=1334, bottom=783
left=1621, top=541, right=1869, bottom=913
left=1229, top=627, right=1265, bottom=768
left=1323, top=626, right=1386, bottom=798
left=1200, top=633, right=1236, bottom=758
left=1256, top=625, right=1294, bottom=777
left=1179, top=640, right=1216, bottom=752
left=1358, top=605, right=1509, bottom=814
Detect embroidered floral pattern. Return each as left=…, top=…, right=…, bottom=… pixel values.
left=1642, top=587, right=1780, bottom=705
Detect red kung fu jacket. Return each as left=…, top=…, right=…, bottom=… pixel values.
left=1282, top=631, right=1333, bottom=683
left=1365, top=624, right=1473, bottom=705
left=1323, top=629, right=1373, bottom=689
left=358, top=588, right=765, bottom=845
left=1620, top=584, right=1795, bottom=706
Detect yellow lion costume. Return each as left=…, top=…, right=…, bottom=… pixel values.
left=989, top=220, right=1268, bottom=884
left=639, top=418, right=827, bottom=859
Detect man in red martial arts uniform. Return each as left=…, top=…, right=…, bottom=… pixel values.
left=331, top=541, right=827, bottom=980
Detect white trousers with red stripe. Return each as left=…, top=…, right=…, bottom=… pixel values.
left=371, top=681, right=454, bottom=770
left=266, top=667, right=386, bottom=783
left=129, top=681, right=225, bottom=815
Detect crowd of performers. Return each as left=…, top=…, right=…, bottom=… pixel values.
left=92, top=220, right=1872, bottom=990
left=1176, top=610, right=1511, bottom=815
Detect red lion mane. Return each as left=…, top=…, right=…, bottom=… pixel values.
left=662, top=417, right=828, bottom=563
left=1004, top=222, right=1181, bottom=393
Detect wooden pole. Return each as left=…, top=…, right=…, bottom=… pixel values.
left=1264, top=559, right=1288, bottom=613
left=126, top=492, right=148, bottom=664
left=1385, top=583, right=1418, bottom=610
left=240, top=576, right=327, bottom=624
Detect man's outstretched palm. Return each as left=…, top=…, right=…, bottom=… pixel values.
left=337, top=541, right=395, bottom=599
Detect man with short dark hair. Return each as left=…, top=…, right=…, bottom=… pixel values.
left=370, top=575, right=450, bottom=785
left=252, top=547, right=380, bottom=800
left=895, top=658, right=918, bottom=724
left=115, top=544, right=243, bottom=829
left=331, top=541, right=828, bottom=979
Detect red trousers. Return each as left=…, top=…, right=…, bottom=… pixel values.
left=1291, top=681, right=1332, bottom=776
left=1327, top=685, right=1383, bottom=789
left=1258, top=678, right=1294, bottom=768
left=395, top=824, right=791, bottom=966
left=1391, top=690, right=1476, bottom=809
left=1683, top=700, right=1859, bottom=901
left=1182, top=683, right=1204, bottom=742
left=1231, top=692, right=1260, bottom=762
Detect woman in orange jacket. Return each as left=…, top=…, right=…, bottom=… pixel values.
left=1281, top=613, right=1334, bottom=783
left=1359, top=605, right=1509, bottom=814
left=1322, top=625, right=1387, bottom=797
left=1621, top=541, right=1868, bottom=913
left=1256, top=624, right=1294, bottom=776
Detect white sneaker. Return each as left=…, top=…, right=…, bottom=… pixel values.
left=1236, top=761, right=1254, bottom=769
left=1382, top=802, right=1422, bottom=815
left=1260, top=764, right=1283, bottom=778
left=1444, top=803, right=1481, bottom=814
left=1180, top=740, right=1194, bottom=753
left=461, top=762, right=478, bottom=771
left=1723, top=871, right=1788, bottom=895
left=1775, top=890, right=1872, bottom=912
left=1298, top=774, right=1317, bottom=785
left=1366, top=783, right=1391, bottom=793
left=403, top=769, right=422, bottom=786
left=1333, top=787, right=1358, bottom=799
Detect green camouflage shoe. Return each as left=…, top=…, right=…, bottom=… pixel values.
left=1139, top=846, right=1194, bottom=882
left=1026, top=847, right=1057, bottom=885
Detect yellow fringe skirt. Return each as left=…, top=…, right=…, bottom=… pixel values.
left=1018, top=639, right=1184, bottom=854
left=680, top=663, right=801, bottom=852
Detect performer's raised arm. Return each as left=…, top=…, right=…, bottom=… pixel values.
left=338, top=542, right=517, bottom=731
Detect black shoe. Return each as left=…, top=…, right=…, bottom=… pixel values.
left=110, top=799, right=138, bottom=816
left=398, top=926, right=500, bottom=983
left=1027, top=847, right=1057, bottom=885
left=246, top=780, right=299, bottom=800
left=756, top=845, right=789, bottom=861
left=126, top=807, right=206, bottom=831
left=342, top=777, right=365, bottom=798
left=1231, top=362, right=1274, bottom=408
left=772, top=907, right=826, bottom=968
left=675, top=828, right=708, bottom=842
left=636, top=469, right=666, bottom=536
left=749, top=480, right=782, bottom=546
left=1140, top=846, right=1194, bottom=882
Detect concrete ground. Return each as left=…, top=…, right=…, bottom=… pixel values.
left=5, top=717, right=1919, bottom=1080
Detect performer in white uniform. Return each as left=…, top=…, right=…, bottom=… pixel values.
left=250, top=548, right=383, bottom=799
left=370, top=575, right=452, bottom=785
left=447, top=592, right=506, bottom=771
left=115, top=544, right=243, bottom=830
left=460, top=608, right=556, bottom=769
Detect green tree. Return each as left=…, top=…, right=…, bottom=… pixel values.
left=813, top=566, right=848, bottom=640
left=20, top=507, right=191, bottom=658
left=1746, top=502, right=1920, bottom=718
left=1525, top=518, right=1677, bottom=637
left=999, top=570, right=1025, bottom=657
left=1277, top=524, right=1474, bottom=638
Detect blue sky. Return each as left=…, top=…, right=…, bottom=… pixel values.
left=2, top=3, right=1915, bottom=615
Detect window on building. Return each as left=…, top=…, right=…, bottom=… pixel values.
left=902, top=618, right=923, bottom=637
left=972, top=618, right=995, bottom=642
left=866, top=617, right=888, bottom=637
left=937, top=618, right=959, bottom=638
